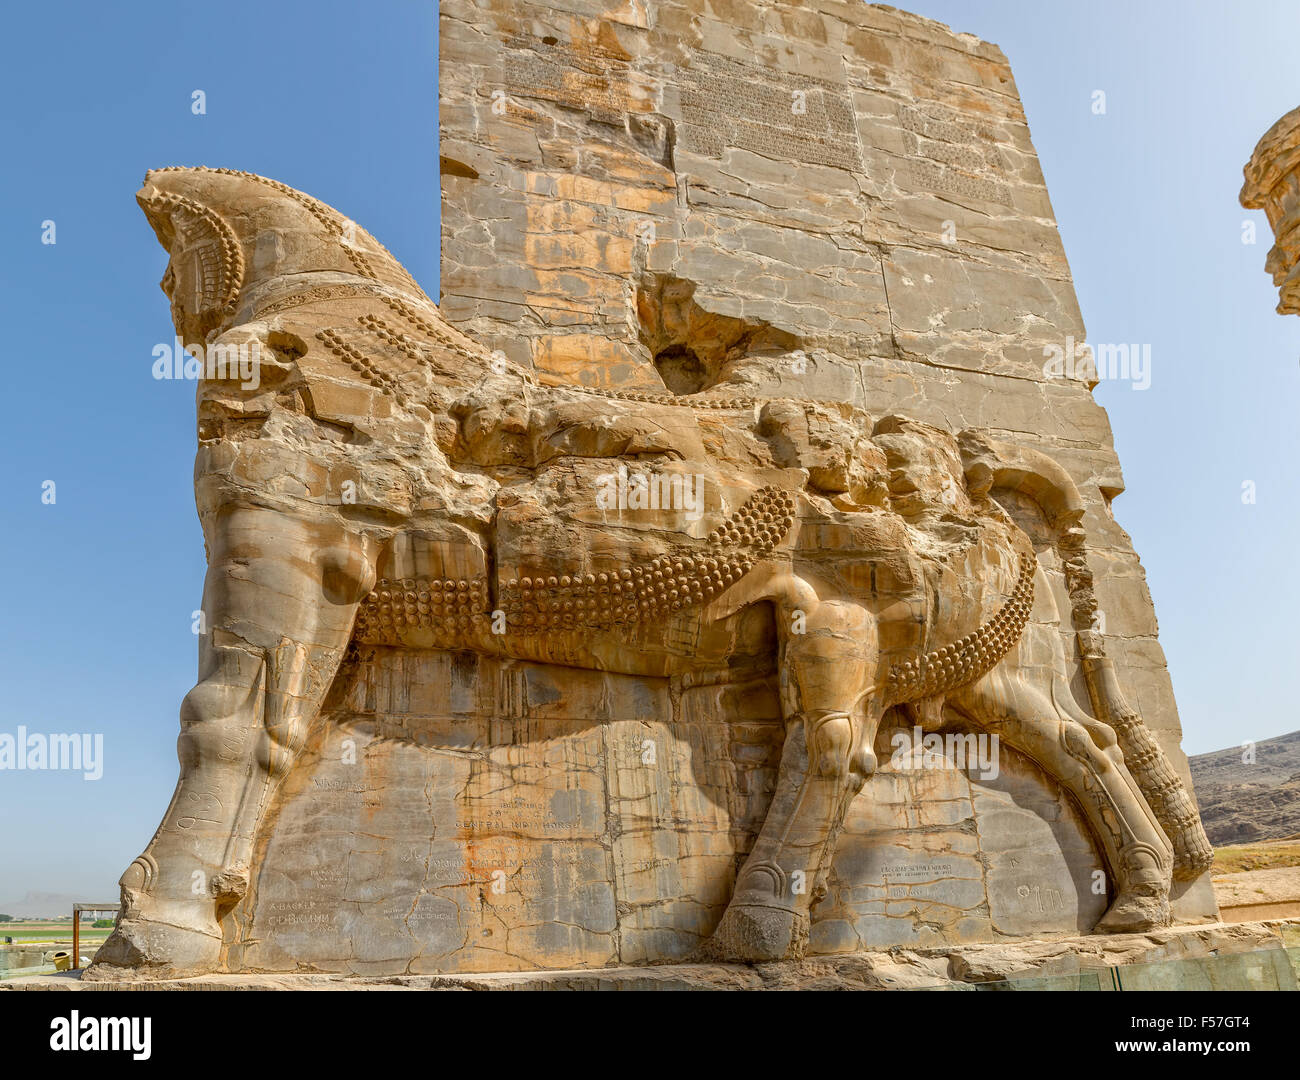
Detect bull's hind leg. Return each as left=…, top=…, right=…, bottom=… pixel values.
left=90, top=505, right=375, bottom=978
left=951, top=668, right=1173, bottom=933
left=705, top=597, right=879, bottom=961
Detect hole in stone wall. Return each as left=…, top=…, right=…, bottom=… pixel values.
left=635, top=273, right=802, bottom=395
left=652, top=344, right=708, bottom=395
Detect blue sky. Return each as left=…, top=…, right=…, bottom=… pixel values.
left=0, top=0, right=1295, bottom=899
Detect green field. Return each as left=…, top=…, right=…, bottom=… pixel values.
left=0, top=918, right=115, bottom=945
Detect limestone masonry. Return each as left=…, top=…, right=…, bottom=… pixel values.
left=89, top=1, right=1215, bottom=980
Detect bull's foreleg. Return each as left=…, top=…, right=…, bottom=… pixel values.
left=705, top=597, right=878, bottom=962
left=90, top=505, right=374, bottom=978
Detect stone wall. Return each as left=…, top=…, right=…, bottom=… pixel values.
left=230, top=0, right=1214, bottom=976
left=235, top=649, right=1108, bottom=972
left=436, top=0, right=1217, bottom=916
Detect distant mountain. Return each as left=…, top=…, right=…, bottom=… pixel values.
left=1189, top=730, right=1300, bottom=845
left=0, top=891, right=88, bottom=918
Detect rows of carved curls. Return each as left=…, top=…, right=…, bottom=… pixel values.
left=138, top=185, right=245, bottom=316
left=885, top=547, right=1037, bottom=705
left=353, top=486, right=798, bottom=642
left=145, top=166, right=429, bottom=301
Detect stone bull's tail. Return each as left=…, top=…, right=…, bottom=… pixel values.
left=958, top=432, right=1214, bottom=881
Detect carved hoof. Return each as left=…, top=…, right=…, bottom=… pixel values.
left=700, top=904, right=808, bottom=963
left=1093, top=891, right=1170, bottom=935
left=85, top=897, right=223, bottom=981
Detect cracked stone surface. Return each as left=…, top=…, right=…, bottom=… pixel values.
left=236, top=654, right=1115, bottom=973
left=438, top=1, right=1205, bottom=848
left=87, top=1, right=1216, bottom=983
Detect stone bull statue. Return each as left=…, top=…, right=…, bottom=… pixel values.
left=91, top=168, right=1211, bottom=978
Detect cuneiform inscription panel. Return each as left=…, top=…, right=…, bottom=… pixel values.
left=677, top=52, right=864, bottom=171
